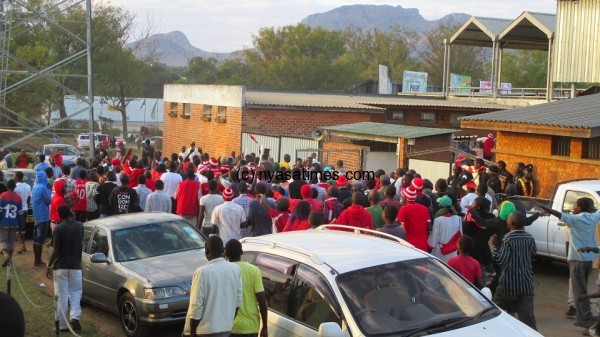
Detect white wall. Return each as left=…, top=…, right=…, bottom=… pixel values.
left=408, top=159, right=451, bottom=183
left=163, top=84, right=245, bottom=107
left=365, top=151, right=398, bottom=174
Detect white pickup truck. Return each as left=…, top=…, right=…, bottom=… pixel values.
left=520, top=179, right=600, bottom=262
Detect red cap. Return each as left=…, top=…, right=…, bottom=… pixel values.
left=402, top=186, right=417, bottom=202
left=465, top=181, right=477, bottom=191
left=209, top=157, right=219, bottom=166
left=301, top=184, right=313, bottom=198
left=336, top=175, right=348, bottom=187
left=222, top=188, right=234, bottom=201
left=410, top=177, right=424, bottom=195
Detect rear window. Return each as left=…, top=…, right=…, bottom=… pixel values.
left=79, top=135, right=89, bottom=140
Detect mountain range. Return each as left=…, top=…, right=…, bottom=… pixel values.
left=126, top=5, right=471, bottom=67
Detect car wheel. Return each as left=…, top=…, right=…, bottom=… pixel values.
left=119, top=293, right=150, bottom=337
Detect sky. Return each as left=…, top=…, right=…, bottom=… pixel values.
left=110, top=0, right=557, bottom=53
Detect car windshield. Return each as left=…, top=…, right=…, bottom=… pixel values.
left=44, top=146, right=79, bottom=156
left=336, top=258, right=496, bottom=336
left=113, top=220, right=205, bottom=262
left=4, top=171, right=36, bottom=188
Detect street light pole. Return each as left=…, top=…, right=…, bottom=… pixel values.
left=86, top=0, right=94, bottom=159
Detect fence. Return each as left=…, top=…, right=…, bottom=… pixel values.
left=241, top=133, right=318, bottom=163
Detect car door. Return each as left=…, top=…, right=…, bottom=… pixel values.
left=81, top=225, right=94, bottom=302
left=83, top=226, right=119, bottom=312
left=551, top=190, right=600, bottom=258
left=286, top=264, right=344, bottom=337
left=254, top=253, right=298, bottom=337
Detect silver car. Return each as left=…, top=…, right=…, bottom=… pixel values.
left=82, top=213, right=207, bottom=337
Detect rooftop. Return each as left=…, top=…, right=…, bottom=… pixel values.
left=320, top=122, right=457, bottom=142
left=245, top=90, right=508, bottom=112
left=460, top=93, right=600, bottom=137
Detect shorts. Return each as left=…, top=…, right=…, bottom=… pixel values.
left=0, top=228, right=17, bottom=252
left=34, top=220, right=50, bottom=245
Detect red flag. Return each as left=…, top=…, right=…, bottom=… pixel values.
left=249, top=134, right=259, bottom=144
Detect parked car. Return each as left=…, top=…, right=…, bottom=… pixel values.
left=2, top=168, right=37, bottom=238
left=240, top=225, right=542, bottom=337
left=42, top=144, right=81, bottom=167
left=82, top=213, right=207, bottom=337
left=76, top=133, right=108, bottom=149
left=518, top=179, right=600, bottom=262
left=115, top=136, right=127, bottom=146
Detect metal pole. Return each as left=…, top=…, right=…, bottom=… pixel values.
left=86, top=0, right=94, bottom=159
left=442, top=39, right=448, bottom=96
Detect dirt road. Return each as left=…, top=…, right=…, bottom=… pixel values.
left=8, top=245, right=596, bottom=337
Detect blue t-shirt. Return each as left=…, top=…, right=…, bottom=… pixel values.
left=0, top=191, right=23, bottom=228
left=562, top=212, right=600, bottom=261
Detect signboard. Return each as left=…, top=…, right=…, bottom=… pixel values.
left=450, top=74, right=472, bottom=94
left=402, top=70, right=428, bottom=93
left=479, top=80, right=492, bottom=94
left=500, top=82, right=512, bottom=95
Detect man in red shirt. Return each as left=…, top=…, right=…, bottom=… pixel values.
left=483, top=133, right=495, bottom=161
left=300, top=184, right=322, bottom=213
left=396, top=186, right=430, bottom=252
left=72, top=170, right=88, bottom=222
left=336, top=193, right=374, bottom=231
left=448, top=235, right=484, bottom=289
left=174, top=169, right=202, bottom=226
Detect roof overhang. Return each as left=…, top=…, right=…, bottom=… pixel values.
left=461, top=120, right=594, bottom=138
left=498, top=12, right=555, bottom=50
left=450, top=17, right=513, bottom=47
left=323, top=129, right=399, bottom=144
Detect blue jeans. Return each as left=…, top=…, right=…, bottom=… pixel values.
left=33, top=220, right=50, bottom=245
left=570, top=260, right=595, bottom=327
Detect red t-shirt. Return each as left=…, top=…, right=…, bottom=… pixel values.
left=304, top=198, right=323, bottom=213
left=174, top=180, right=201, bottom=216
left=283, top=218, right=311, bottom=232
left=396, top=202, right=430, bottom=251
left=483, top=138, right=495, bottom=157
left=448, top=255, right=482, bottom=285
left=274, top=212, right=290, bottom=232
left=72, top=179, right=87, bottom=212
left=145, top=178, right=156, bottom=192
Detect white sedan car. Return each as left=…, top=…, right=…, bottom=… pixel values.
left=241, top=226, right=542, bottom=337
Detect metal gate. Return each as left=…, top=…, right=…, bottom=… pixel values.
left=408, top=159, right=451, bottom=183
left=241, top=133, right=318, bottom=163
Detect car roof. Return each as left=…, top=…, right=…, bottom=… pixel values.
left=3, top=168, right=36, bottom=174
left=44, top=144, right=77, bottom=148
left=85, top=212, right=185, bottom=231
left=241, top=229, right=428, bottom=274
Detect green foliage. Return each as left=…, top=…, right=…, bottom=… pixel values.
left=500, top=50, right=548, bottom=88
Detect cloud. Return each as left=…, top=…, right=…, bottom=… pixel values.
left=110, top=0, right=556, bottom=52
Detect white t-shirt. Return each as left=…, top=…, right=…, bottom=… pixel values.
left=160, top=171, right=183, bottom=198
left=211, top=201, right=246, bottom=244
left=14, top=182, right=32, bottom=211
left=200, top=194, right=224, bottom=228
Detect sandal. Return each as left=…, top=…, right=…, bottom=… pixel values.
left=17, top=246, right=27, bottom=254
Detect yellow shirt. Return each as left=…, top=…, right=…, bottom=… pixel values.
left=279, top=161, right=291, bottom=171
left=231, top=261, right=265, bottom=334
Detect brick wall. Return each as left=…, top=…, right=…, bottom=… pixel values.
left=322, top=141, right=369, bottom=174
left=163, top=102, right=242, bottom=159
left=496, top=131, right=600, bottom=199
left=408, top=133, right=454, bottom=164
left=243, top=108, right=383, bottom=138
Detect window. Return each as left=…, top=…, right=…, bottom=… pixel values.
left=255, top=254, right=296, bottom=315
left=217, top=106, right=227, bottom=123
left=82, top=226, right=93, bottom=253
left=169, top=102, right=178, bottom=116
left=387, top=111, right=404, bottom=123
left=551, top=136, right=571, bottom=157
left=450, top=113, right=467, bottom=127
left=561, top=190, right=600, bottom=214
left=582, top=137, right=600, bottom=160
left=182, top=103, right=191, bottom=118
left=420, top=112, right=436, bottom=123
left=89, top=228, right=109, bottom=257
left=292, top=265, right=341, bottom=330
left=203, top=105, right=212, bottom=121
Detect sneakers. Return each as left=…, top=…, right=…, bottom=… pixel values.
left=34, top=262, right=48, bottom=269
left=566, top=306, right=577, bottom=317
left=71, top=319, right=82, bottom=331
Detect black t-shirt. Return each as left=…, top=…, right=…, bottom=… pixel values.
left=53, top=219, right=83, bottom=270
left=96, top=181, right=118, bottom=215
left=109, top=186, right=140, bottom=214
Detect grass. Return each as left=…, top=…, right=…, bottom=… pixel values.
left=0, top=263, right=106, bottom=337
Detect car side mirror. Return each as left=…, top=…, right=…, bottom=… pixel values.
left=318, top=322, right=344, bottom=337
left=90, top=252, right=109, bottom=263
left=481, top=287, right=493, bottom=300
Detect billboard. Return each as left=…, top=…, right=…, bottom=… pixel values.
left=450, top=74, right=472, bottom=94
left=479, top=81, right=492, bottom=94
left=402, top=70, right=428, bottom=93
left=500, top=82, right=512, bottom=95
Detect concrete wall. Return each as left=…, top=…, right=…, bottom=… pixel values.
left=496, top=131, right=600, bottom=199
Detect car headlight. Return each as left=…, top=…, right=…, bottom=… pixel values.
left=144, top=286, right=187, bottom=299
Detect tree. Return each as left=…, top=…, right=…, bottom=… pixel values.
left=421, top=23, right=487, bottom=87
left=499, top=50, right=548, bottom=88
left=181, top=57, right=218, bottom=84
left=244, top=24, right=354, bottom=91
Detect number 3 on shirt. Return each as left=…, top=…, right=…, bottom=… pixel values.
left=2, top=204, right=18, bottom=219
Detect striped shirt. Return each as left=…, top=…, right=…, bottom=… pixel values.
left=491, top=230, right=536, bottom=296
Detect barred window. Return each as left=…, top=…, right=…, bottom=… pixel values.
left=551, top=136, right=571, bottom=157
left=582, top=138, right=600, bottom=160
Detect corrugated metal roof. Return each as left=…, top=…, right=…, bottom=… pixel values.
left=460, top=93, right=600, bottom=128
left=321, top=122, right=457, bottom=139
left=246, top=91, right=508, bottom=111
left=498, top=12, right=556, bottom=50
left=450, top=16, right=513, bottom=46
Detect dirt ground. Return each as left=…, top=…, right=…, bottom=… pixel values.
left=7, top=241, right=597, bottom=337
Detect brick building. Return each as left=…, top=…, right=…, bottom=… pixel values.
left=163, top=85, right=508, bottom=163
left=461, top=93, right=600, bottom=199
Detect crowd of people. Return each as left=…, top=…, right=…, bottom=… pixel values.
left=0, top=136, right=598, bottom=336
